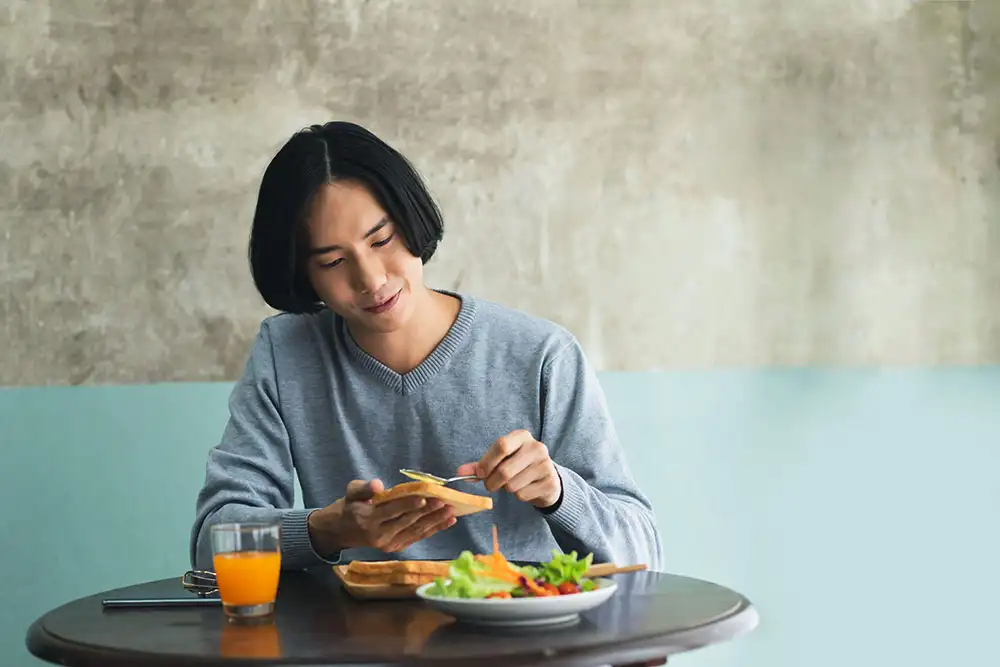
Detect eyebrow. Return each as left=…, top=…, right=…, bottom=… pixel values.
left=309, top=217, right=389, bottom=256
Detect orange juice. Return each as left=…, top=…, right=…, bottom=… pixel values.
left=213, top=551, right=281, bottom=607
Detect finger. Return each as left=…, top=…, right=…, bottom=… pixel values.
left=377, top=505, right=452, bottom=552
left=394, top=513, right=457, bottom=552
left=385, top=508, right=457, bottom=552
left=514, top=473, right=561, bottom=506
left=479, top=430, right=532, bottom=479
left=375, top=506, right=442, bottom=550
left=505, top=458, right=551, bottom=495
left=485, top=440, right=545, bottom=492
left=387, top=505, right=453, bottom=543
left=455, top=462, right=478, bottom=477
left=373, top=497, right=441, bottom=524
left=345, top=479, right=379, bottom=502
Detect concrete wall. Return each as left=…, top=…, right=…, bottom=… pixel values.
left=3, top=1, right=999, bottom=387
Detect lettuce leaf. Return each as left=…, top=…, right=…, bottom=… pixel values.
left=536, top=549, right=594, bottom=586
left=424, top=549, right=599, bottom=598
left=425, top=551, right=516, bottom=599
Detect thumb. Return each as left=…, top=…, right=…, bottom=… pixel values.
left=345, top=478, right=383, bottom=502
left=456, top=463, right=481, bottom=478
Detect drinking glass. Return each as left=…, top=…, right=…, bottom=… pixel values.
left=210, top=522, right=281, bottom=619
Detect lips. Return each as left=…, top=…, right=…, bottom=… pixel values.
left=364, top=290, right=401, bottom=314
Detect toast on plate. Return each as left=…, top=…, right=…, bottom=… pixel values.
left=346, top=560, right=451, bottom=578
left=343, top=571, right=440, bottom=586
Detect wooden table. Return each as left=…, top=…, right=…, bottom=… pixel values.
left=26, top=567, right=758, bottom=666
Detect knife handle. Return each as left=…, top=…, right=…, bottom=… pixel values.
left=584, top=563, right=648, bottom=577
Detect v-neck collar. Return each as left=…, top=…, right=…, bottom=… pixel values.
left=338, top=290, right=478, bottom=396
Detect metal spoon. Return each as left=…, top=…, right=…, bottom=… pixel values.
left=399, top=468, right=480, bottom=486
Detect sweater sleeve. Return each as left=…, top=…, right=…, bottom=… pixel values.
left=538, top=337, right=664, bottom=570
left=189, top=321, right=342, bottom=571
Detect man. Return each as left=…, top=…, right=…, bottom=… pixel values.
left=190, top=121, right=662, bottom=571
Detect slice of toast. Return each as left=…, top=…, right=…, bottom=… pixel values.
left=333, top=565, right=425, bottom=599
left=344, top=571, right=440, bottom=586
left=346, top=560, right=451, bottom=577
left=371, top=481, right=493, bottom=516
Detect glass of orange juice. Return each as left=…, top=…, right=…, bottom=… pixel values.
left=210, top=522, right=281, bottom=619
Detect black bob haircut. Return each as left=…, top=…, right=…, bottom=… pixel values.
left=248, top=121, right=444, bottom=314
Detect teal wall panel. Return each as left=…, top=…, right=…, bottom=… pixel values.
left=2, top=371, right=998, bottom=666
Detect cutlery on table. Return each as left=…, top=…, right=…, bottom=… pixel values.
left=584, top=563, right=648, bottom=577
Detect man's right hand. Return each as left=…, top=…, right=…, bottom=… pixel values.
left=307, top=479, right=456, bottom=555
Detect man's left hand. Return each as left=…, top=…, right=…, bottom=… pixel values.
left=457, top=430, right=561, bottom=509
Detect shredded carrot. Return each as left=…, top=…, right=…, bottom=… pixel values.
left=485, top=567, right=521, bottom=583
left=469, top=524, right=522, bottom=584
left=474, top=524, right=554, bottom=595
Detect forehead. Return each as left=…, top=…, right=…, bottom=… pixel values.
left=305, top=181, right=386, bottom=243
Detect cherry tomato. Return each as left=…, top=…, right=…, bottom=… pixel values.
left=557, top=582, right=580, bottom=595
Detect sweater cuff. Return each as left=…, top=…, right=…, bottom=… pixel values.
left=536, top=467, right=564, bottom=515
left=280, top=509, right=343, bottom=569
left=541, top=463, right=590, bottom=535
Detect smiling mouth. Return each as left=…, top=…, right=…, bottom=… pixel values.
left=364, top=290, right=401, bottom=314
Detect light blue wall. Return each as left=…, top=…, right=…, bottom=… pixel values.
left=2, top=371, right=998, bottom=666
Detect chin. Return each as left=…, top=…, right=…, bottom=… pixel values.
left=360, top=314, right=408, bottom=334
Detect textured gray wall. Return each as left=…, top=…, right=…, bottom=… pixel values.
left=2, top=0, right=999, bottom=386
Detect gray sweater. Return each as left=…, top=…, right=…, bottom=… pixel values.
left=190, top=293, right=662, bottom=571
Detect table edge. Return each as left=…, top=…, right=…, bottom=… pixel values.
left=25, top=580, right=759, bottom=667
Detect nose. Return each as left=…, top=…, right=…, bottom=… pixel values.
left=352, top=254, right=388, bottom=296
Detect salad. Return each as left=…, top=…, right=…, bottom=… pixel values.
left=425, top=527, right=599, bottom=599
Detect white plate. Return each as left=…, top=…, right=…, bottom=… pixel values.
left=415, top=578, right=618, bottom=627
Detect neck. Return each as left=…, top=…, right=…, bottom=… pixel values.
left=348, top=288, right=460, bottom=374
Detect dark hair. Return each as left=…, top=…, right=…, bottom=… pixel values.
left=248, top=121, right=444, bottom=314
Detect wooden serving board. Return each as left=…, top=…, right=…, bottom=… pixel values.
left=333, top=565, right=427, bottom=600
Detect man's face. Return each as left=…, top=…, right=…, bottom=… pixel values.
left=304, top=181, right=424, bottom=335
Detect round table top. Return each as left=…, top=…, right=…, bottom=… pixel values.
left=27, top=567, right=758, bottom=667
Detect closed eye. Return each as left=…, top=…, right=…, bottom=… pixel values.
left=316, top=232, right=392, bottom=269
